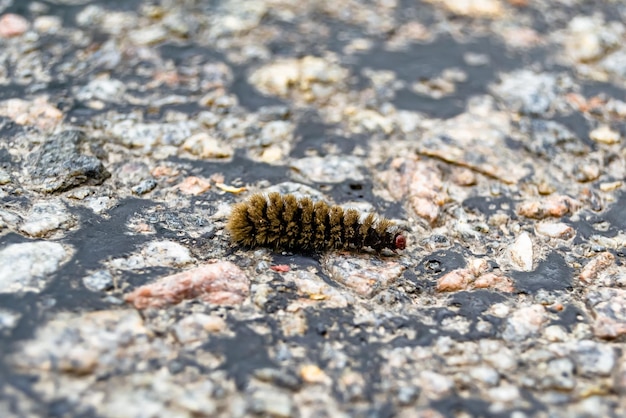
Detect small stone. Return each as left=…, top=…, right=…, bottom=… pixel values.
left=517, top=195, right=578, bottom=219
left=0, top=13, right=29, bottom=37
left=131, top=179, right=157, bottom=195
left=487, top=384, right=520, bottom=404
left=19, top=200, right=74, bottom=237
left=109, top=120, right=194, bottom=149
left=419, top=371, right=454, bottom=397
left=380, top=157, right=447, bottom=225
left=142, top=241, right=193, bottom=267
left=259, top=120, right=293, bottom=145
left=76, top=77, right=126, bottom=102
left=535, top=222, right=575, bottom=240
left=502, top=304, right=546, bottom=341
left=543, top=325, right=568, bottom=342
left=436, top=269, right=472, bottom=292
left=491, top=70, right=562, bottom=116
left=33, top=15, right=62, bottom=33
left=290, top=156, right=364, bottom=183
left=28, top=130, right=110, bottom=193
left=0, top=242, right=69, bottom=293
left=249, top=389, right=293, bottom=418
left=469, top=366, right=500, bottom=386
left=128, top=25, right=168, bottom=45
left=300, top=364, right=329, bottom=384
left=181, top=133, right=233, bottom=159
left=124, top=262, right=249, bottom=309
left=569, top=340, right=615, bottom=377
left=326, top=255, right=405, bottom=298
left=82, top=270, right=114, bottom=292
left=178, top=176, right=211, bottom=195
left=249, top=56, right=347, bottom=99
left=173, top=313, right=227, bottom=344
left=426, top=0, right=504, bottom=18
left=0, top=309, right=21, bottom=330
left=579, top=252, right=615, bottom=284
left=540, top=357, right=576, bottom=390
left=509, top=232, right=534, bottom=271
left=11, top=310, right=148, bottom=374
left=586, top=288, right=626, bottom=339
left=599, top=181, right=622, bottom=192
left=0, top=168, right=10, bottom=185
left=0, top=98, right=63, bottom=131
left=589, top=125, right=620, bottom=144
left=473, top=273, right=515, bottom=292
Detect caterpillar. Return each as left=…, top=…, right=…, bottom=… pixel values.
left=227, top=192, right=406, bottom=253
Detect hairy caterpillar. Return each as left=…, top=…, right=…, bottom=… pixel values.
left=227, top=192, right=406, bottom=253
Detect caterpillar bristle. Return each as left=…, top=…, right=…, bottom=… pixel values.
left=226, top=193, right=406, bottom=253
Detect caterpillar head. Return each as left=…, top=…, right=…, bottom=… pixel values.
left=394, top=233, right=406, bottom=251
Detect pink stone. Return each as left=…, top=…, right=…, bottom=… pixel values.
left=436, top=269, right=472, bottom=292
left=0, top=14, right=29, bottom=38
left=125, top=262, right=249, bottom=309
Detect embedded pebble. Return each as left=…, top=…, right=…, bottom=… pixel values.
left=540, top=358, right=575, bottom=390
left=564, top=16, right=623, bottom=63
left=109, top=120, right=195, bottom=149
left=124, top=262, right=249, bottom=309
left=19, top=200, right=74, bottom=237
left=579, top=252, right=615, bottom=284
left=111, top=240, right=193, bottom=270
left=131, top=179, right=157, bottom=195
left=141, top=241, right=193, bottom=267
left=417, top=100, right=528, bottom=184
left=76, top=77, right=126, bottom=102
left=128, top=25, right=168, bottom=45
left=173, top=313, right=227, bottom=344
left=0, top=98, right=63, bottom=131
left=326, top=255, right=405, bottom=298
left=491, top=70, right=564, bottom=115
left=0, top=13, right=29, bottom=37
left=0, top=168, right=10, bottom=185
left=181, top=133, right=233, bottom=159
left=33, top=15, right=62, bottom=33
left=27, top=130, right=110, bottom=193
left=517, top=195, right=579, bottom=219
left=381, top=157, right=447, bottom=225
left=82, top=270, right=114, bottom=292
left=586, top=288, right=626, bottom=339
left=535, top=222, right=575, bottom=239
left=589, top=125, right=620, bottom=144
left=178, top=176, right=212, bottom=195
left=248, top=388, right=293, bottom=418
left=509, top=232, right=534, bottom=272
left=426, top=0, right=503, bottom=18
left=502, top=304, right=546, bottom=341
left=0, top=309, right=21, bottom=331
left=568, top=340, right=615, bottom=377
left=291, top=156, right=364, bottom=183
left=11, top=310, right=149, bottom=374
left=0, top=242, right=69, bottom=293
left=469, top=366, right=500, bottom=386
left=249, top=56, right=348, bottom=99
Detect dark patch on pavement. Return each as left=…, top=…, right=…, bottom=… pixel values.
left=205, top=320, right=277, bottom=390
left=463, top=195, right=516, bottom=217
left=351, top=36, right=527, bottom=118
left=173, top=151, right=289, bottom=185
left=417, top=248, right=467, bottom=276
left=291, top=115, right=360, bottom=158
left=512, top=252, right=573, bottom=293
left=548, top=304, right=589, bottom=332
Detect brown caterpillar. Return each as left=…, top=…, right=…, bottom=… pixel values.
left=227, top=192, right=406, bottom=253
